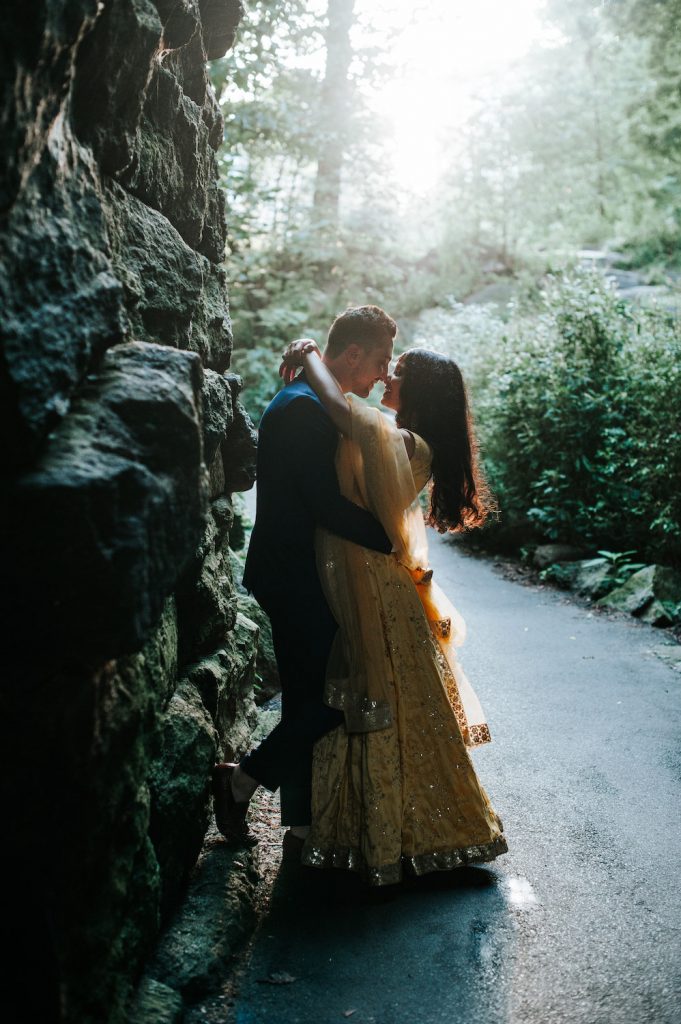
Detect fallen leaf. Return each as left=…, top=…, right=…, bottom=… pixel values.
left=257, top=972, right=298, bottom=985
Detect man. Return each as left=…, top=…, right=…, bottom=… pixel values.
left=212, top=305, right=396, bottom=851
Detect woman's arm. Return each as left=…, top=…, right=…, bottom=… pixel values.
left=280, top=340, right=351, bottom=436
left=301, top=350, right=351, bottom=435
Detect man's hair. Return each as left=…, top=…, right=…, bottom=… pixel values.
left=325, top=305, right=397, bottom=358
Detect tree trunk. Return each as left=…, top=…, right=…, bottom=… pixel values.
left=582, top=29, right=608, bottom=223
left=312, top=0, right=355, bottom=230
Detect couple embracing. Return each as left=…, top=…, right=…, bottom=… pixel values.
left=213, top=305, right=507, bottom=885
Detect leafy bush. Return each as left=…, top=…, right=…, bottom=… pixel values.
left=539, top=563, right=578, bottom=589
left=471, top=271, right=681, bottom=566
left=596, top=550, right=647, bottom=589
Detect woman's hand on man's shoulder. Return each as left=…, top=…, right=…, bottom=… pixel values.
left=279, top=338, right=321, bottom=383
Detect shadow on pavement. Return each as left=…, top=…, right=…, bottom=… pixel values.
left=233, top=858, right=514, bottom=1024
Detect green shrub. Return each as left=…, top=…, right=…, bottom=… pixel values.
left=539, top=563, right=577, bottom=589
left=469, top=271, right=681, bottom=566
left=596, top=550, right=647, bottom=588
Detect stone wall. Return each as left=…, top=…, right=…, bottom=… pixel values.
left=0, top=2, right=261, bottom=1021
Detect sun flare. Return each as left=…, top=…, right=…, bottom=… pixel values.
left=355, top=0, right=548, bottom=195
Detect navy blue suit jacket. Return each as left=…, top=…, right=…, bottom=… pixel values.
left=243, top=376, right=392, bottom=605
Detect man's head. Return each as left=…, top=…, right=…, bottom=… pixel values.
left=323, top=305, right=396, bottom=397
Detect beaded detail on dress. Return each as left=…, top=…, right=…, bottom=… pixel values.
left=302, top=835, right=509, bottom=886
left=323, top=680, right=392, bottom=732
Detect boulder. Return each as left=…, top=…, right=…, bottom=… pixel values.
left=227, top=493, right=252, bottom=552
left=189, top=534, right=238, bottom=656
left=147, top=595, right=181, bottom=711
left=228, top=546, right=248, bottom=592
left=569, top=557, right=613, bottom=599
left=0, top=148, right=127, bottom=472
left=225, top=548, right=279, bottom=703
left=211, top=494, right=235, bottom=549
left=238, top=593, right=280, bottom=703
left=105, top=183, right=205, bottom=349
left=222, top=376, right=257, bottom=492
left=71, top=0, right=163, bottom=176
left=208, top=447, right=226, bottom=499
left=147, top=680, right=218, bottom=916
left=186, top=612, right=259, bottom=759
left=219, top=612, right=261, bottom=755
left=199, top=0, right=244, bottom=60
left=187, top=263, right=233, bottom=369
left=1, top=0, right=252, bottom=1017
left=162, top=27, right=208, bottom=105
left=121, top=61, right=221, bottom=253
left=5, top=342, right=207, bottom=664
left=0, top=0, right=102, bottom=213
left=202, top=86, right=225, bottom=151
left=7, top=635, right=174, bottom=1024
left=129, top=977, right=184, bottom=1024
left=533, top=543, right=588, bottom=569
left=201, top=369, right=233, bottom=464
left=598, top=565, right=681, bottom=626
left=176, top=497, right=238, bottom=661
left=104, top=183, right=232, bottom=369
left=153, top=0, right=202, bottom=51
left=143, top=840, right=259, bottom=1002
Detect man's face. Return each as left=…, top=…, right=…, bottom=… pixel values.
left=348, top=337, right=394, bottom=398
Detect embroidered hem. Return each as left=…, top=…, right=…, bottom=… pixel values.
left=467, top=723, right=492, bottom=746
left=301, top=834, right=508, bottom=886
left=430, top=641, right=492, bottom=748
left=324, top=679, right=393, bottom=732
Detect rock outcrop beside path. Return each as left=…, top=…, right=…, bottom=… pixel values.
left=0, top=3, right=266, bottom=1022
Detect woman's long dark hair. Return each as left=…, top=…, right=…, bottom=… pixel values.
left=395, top=349, right=494, bottom=533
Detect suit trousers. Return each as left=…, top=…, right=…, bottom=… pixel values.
left=240, top=591, right=344, bottom=825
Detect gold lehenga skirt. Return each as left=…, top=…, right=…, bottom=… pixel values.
left=302, top=548, right=507, bottom=886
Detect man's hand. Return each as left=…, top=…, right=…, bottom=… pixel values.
left=279, top=338, right=321, bottom=384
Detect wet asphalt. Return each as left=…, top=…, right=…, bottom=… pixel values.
left=230, top=534, right=681, bottom=1024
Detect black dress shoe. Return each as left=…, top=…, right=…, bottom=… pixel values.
left=211, top=763, right=257, bottom=845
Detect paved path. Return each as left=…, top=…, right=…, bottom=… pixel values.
left=230, top=536, right=681, bottom=1024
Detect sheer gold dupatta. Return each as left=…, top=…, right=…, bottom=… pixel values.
left=317, top=398, right=492, bottom=746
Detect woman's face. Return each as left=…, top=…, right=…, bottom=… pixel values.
left=381, top=355, right=405, bottom=412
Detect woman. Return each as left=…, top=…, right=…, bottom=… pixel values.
left=282, top=341, right=507, bottom=885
